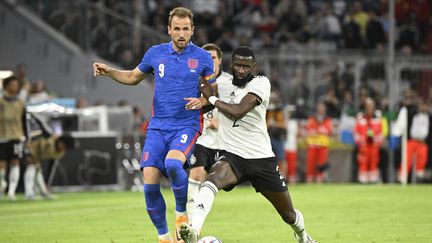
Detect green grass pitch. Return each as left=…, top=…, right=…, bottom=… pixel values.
left=1, top=185, right=432, bottom=242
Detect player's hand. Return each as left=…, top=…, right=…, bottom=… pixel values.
left=200, top=78, right=213, bottom=99
left=184, top=97, right=203, bottom=110
left=93, top=62, right=111, bottom=76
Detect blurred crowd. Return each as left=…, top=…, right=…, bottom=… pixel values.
left=22, top=0, right=432, bottom=69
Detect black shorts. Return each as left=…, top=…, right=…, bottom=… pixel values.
left=219, top=150, right=288, bottom=193
left=189, top=144, right=218, bottom=172
left=0, top=140, right=24, bottom=161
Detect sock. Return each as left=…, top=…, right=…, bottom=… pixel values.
left=35, top=169, right=49, bottom=195
left=165, top=158, right=188, bottom=213
left=158, top=232, right=171, bottom=240
left=0, top=168, right=6, bottom=197
left=7, top=165, right=20, bottom=197
left=290, top=209, right=307, bottom=239
left=24, top=164, right=36, bottom=197
left=191, top=181, right=218, bottom=234
left=187, top=178, right=201, bottom=220
left=0, top=168, right=5, bottom=180
left=144, top=184, right=168, bottom=235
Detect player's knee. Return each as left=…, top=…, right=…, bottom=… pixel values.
left=165, top=158, right=184, bottom=181
left=165, top=165, right=179, bottom=181
left=189, top=167, right=207, bottom=182
left=207, top=162, right=236, bottom=189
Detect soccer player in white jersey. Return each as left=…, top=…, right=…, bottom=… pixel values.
left=186, top=43, right=232, bottom=220
left=180, top=46, right=317, bottom=243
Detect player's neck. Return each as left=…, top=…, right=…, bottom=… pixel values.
left=172, top=43, right=187, bottom=53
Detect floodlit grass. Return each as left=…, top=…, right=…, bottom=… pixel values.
left=1, top=185, right=432, bottom=242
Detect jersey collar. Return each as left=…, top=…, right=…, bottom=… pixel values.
left=168, top=41, right=193, bottom=54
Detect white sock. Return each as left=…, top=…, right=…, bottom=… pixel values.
left=0, top=168, right=5, bottom=181
left=36, top=170, right=49, bottom=195
left=187, top=178, right=202, bottom=220
left=0, top=168, right=6, bottom=193
left=7, top=165, right=20, bottom=197
left=158, top=232, right=172, bottom=240
left=24, top=164, right=36, bottom=197
left=290, top=209, right=307, bottom=239
left=191, top=181, right=218, bottom=234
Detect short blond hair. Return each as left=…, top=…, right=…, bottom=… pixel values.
left=168, top=7, right=194, bottom=27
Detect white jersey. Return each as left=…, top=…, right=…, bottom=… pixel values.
left=197, top=72, right=232, bottom=149
left=410, top=112, right=429, bottom=140
left=217, top=75, right=274, bottom=159
left=284, top=120, right=298, bottom=151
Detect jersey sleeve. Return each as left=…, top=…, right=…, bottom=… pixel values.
left=249, top=76, right=270, bottom=104
left=137, top=47, right=154, bottom=73
left=201, top=52, right=216, bottom=84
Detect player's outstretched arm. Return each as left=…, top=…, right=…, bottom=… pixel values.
left=93, top=63, right=148, bottom=86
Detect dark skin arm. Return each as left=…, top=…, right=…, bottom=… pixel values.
left=200, top=79, right=259, bottom=120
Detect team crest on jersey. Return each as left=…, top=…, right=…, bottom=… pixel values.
left=188, top=59, right=198, bottom=69
left=142, top=152, right=149, bottom=161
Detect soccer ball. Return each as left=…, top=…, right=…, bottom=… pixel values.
left=197, top=236, right=222, bottom=243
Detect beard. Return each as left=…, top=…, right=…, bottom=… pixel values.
left=173, top=38, right=187, bottom=50
left=232, top=73, right=254, bottom=87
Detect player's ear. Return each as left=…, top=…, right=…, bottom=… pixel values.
left=167, top=25, right=171, bottom=35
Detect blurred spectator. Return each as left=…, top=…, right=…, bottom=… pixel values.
left=305, top=102, right=333, bottom=183
left=132, top=105, right=148, bottom=134
left=14, top=63, right=30, bottom=84
left=354, top=98, right=383, bottom=183
left=321, top=6, right=342, bottom=43
left=216, top=30, right=234, bottom=52
left=343, top=14, right=363, bottom=49
left=76, top=97, right=89, bottom=108
left=251, top=0, right=277, bottom=34
left=351, top=1, right=369, bottom=38
left=117, top=99, right=130, bottom=107
left=283, top=105, right=298, bottom=183
left=28, top=79, right=52, bottom=104
left=278, top=1, right=304, bottom=34
left=323, top=89, right=341, bottom=118
left=340, top=90, right=355, bottom=116
left=266, top=85, right=287, bottom=175
left=207, top=16, right=224, bottom=43
left=118, top=49, right=135, bottom=69
left=288, top=69, right=310, bottom=113
left=398, top=100, right=430, bottom=182
left=339, top=63, right=355, bottom=94
left=366, top=10, right=386, bottom=49
left=397, top=14, right=421, bottom=51
left=14, top=63, right=31, bottom=100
